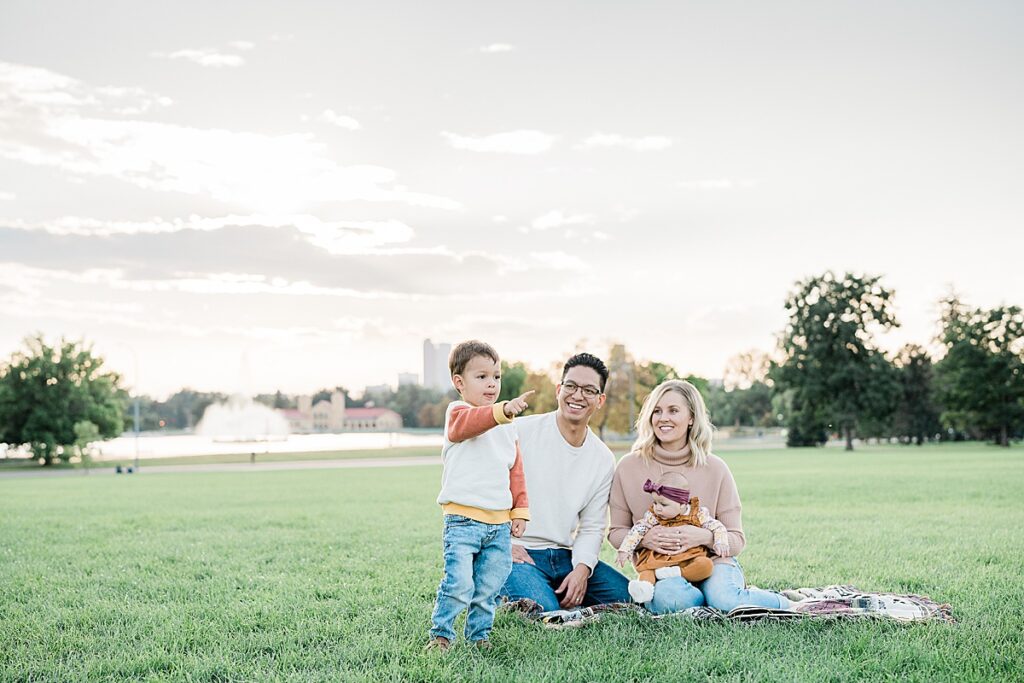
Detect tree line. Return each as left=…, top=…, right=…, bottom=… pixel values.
left=772, top=272, right=1023, bottom=449
left=1, top=269, right=1020, bottom=464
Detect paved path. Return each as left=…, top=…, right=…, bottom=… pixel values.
left=0, top=455, right=443, bottom=480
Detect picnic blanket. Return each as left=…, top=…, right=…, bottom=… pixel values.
left=502, top=585, right=955, bottom=629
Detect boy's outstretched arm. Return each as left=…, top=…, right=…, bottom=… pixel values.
left=446, top=403, right=512, bottom=442
left=502, top=390, right=535, bottom=418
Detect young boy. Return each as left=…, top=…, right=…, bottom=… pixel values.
left=426, top=340, right=533, bottom=651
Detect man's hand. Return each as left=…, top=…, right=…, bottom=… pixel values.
left=511, top=519, right=526, bottom=538
left=555, top=564, right=590, bottom=609
left=510, top=544, right=535, bottom=565
left=503, top=390, right=535, bottom=418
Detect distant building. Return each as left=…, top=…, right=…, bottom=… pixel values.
left=281, top=391, right=345, bottom=432
left=398, top=372, right=419, bottom=386
left=364, top=383, right=392, bottom=397
left=279, top=408, right=313, bottom=432
left=345, top=407, right=403, bottom=431
left=423, top=339, right=452, bottom=391
left=280, top=392, right=404, bottom=432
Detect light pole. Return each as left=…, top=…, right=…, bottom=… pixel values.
left=133, top=388, right=140, bottom=472
left=113, top=342, right=141, bottom=472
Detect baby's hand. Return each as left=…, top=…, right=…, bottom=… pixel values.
left=511, top=519, right=526, bottom=538
left=503, top=390, right=535, bottom=418
left=616, top=550, right=628, bottom=568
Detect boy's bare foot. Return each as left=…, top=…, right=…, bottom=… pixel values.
left=472, top=640, right=493, bottom=650
left=424, top=636, right=451, bottom=652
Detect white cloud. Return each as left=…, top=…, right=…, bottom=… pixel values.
left=612, top=204, right=641, bottom=222
left=6, top=213, right=415, bottom=255
left=524, top=252, right=588, bottom=271
left=154, top=48, right=245, bottom=68
left=0, top=63, right=172, bottom=114
left=492, top=251, right=592, bottom=276
left=676, top=179, right=758, bottom=190
left=492, top=215, right=508, bottom=223
left=480, top=44, right=515, bottom=53
left=319, top=109, right=361, bottom=130
left=0, top=192, right=15, bottom=201
left=269, top=33, right=295, bottom=42
left=563, top=228, right=611, bottom=243
left=526, top=210, right=595, bottom=232
left=0, top=62, right=461, bottom=213
left=227, top=41, right=256, bottom=51
left=441, top=130, right=556, bottom=155
left=579, top=132, right=673, bottom=151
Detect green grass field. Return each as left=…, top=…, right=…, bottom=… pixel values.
left=1, top=444, right=1022, bottom=682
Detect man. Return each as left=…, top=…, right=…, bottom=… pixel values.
left=499, top=352, right=630, bottom=611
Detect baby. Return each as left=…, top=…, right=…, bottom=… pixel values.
left=616, top=471, right=731, bottom=604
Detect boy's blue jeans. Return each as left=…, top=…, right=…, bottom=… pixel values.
left=429, top=515, right=512, bottom=642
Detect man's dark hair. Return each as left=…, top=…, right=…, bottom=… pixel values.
left=562, top=352, right=609, bottom=391
left=449, top=340, right=499, bottom=377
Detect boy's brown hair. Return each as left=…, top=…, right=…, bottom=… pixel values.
left=449, top=340, right=500, bottom=377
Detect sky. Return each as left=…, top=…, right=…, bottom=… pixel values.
left=1, top=1, right=1022, bottom=399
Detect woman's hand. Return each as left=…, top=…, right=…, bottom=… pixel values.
left=640, top=525, right=711, bottom=555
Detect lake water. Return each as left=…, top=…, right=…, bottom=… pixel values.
left=94, top=431, right=443, bottom=460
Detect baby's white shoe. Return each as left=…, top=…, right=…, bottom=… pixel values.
left=654, top=566, right=682, bottom=580
left=628, top=580, right=655, bottom=603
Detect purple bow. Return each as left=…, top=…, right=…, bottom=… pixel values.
left=643, top=478, right=690, bottom=505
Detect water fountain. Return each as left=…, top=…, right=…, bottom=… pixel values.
left=196, top=394, right=290, bottom=442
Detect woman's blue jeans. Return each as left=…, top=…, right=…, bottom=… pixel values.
left=647, top=558, right=791, bottom=615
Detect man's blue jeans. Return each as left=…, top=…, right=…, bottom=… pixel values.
left=646, top=558, right=791, bottom=614
left=429, top=515, right=512, bottom=642
left=499, top=547, right=630, bottom=612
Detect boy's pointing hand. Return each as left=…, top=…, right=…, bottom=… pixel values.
left=503, top=390, right=535, bottom=418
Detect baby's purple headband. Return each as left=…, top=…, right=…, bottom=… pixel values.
left=643, top=479, right=690, bottom=505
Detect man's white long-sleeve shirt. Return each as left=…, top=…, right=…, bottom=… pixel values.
left=513, top=411, right=615, bottom=571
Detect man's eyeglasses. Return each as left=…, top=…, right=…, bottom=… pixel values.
left=561, top=381, right=602, bottom=399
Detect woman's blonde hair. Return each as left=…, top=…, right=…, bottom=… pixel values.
left=631, top=379, right=714, bottom=467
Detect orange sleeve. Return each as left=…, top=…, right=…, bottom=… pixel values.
left=508, top=440, right=530, bottom=520
left=446, top=403, right=511, bottom=442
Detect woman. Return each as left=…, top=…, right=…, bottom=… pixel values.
left=608, top=379, right=794, bottom=614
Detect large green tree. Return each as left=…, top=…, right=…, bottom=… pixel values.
left=773, top=271, right=900, bottom=450
left=935, top=299, right=1024, bottom=446
left=497, top=361, right=529, bottom=403
left=0, top=335, right=126, bottom=465
left=892, top=344, right=941, bottom=445
left=712, top=381, right=776, bottom=428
